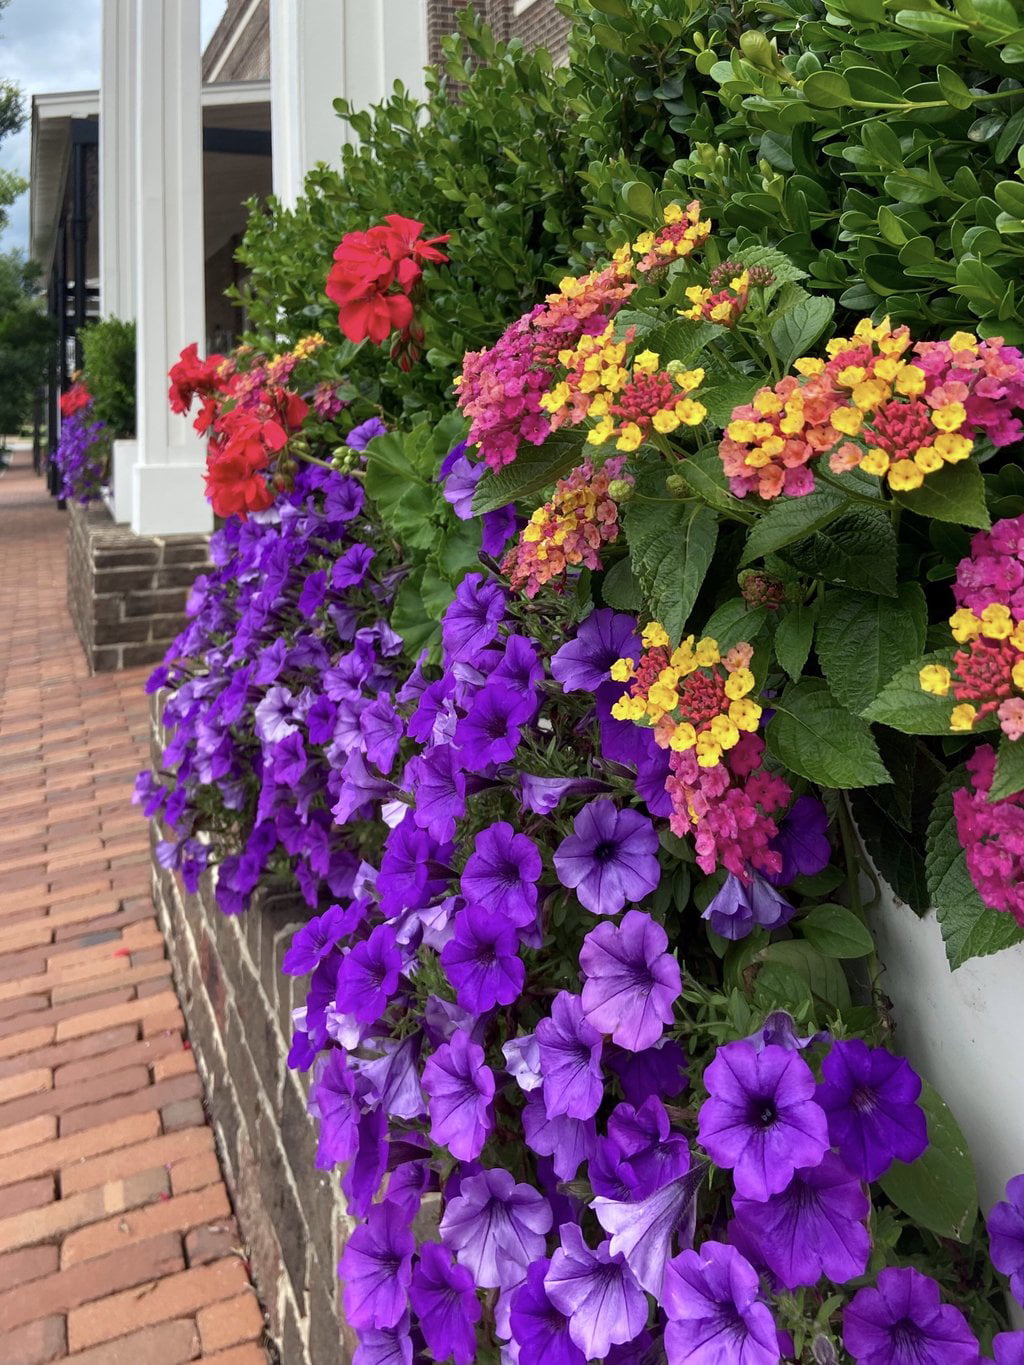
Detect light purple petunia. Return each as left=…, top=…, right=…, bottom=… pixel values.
left=550, top=609, right=642, bottom=694
left=544, top=1222, right=648, bottom=1360
left=536, top=991, right=604, bottom=1121
left=988, top=1174, right=1024, bottom=1305
left=703, top=873, right=795, bottom=941
left=732, top=1152, right=870, bottom=1290
left=816, top=1039, right=928, bottom=1182
left=283, top=905, right=352, bottom=976
left=442, top=572, right=507, bottom=664
left=441, top=904, right=525, bottom=1014
left=360, top=698, right=404, bottom=774
left=662, top=1240, right=780, bottom=1364
left=421, top=1029, right=495, bottom=1161
left=336, top=924, right=402, bottom=1023
left=347, top=416, right=388, bottom=451
left=454, top=682, right=535, bottom=768
left=594, top=1164, right=706, bottom=1300
left=410, top=744, right=466, bottom=843
left=509, top=1258, right=586, bottom=1365
left=356, top=1034, right=426, bottom=1121
left=338, top=1199, right=415, bottom=1330
left=698, top=1040, right=830, bottom=1201
left=518, top=773, right=608, bottom=816
left=439, top=1166, right=552, bottom=1289
left=522, top=1091, right=596, bottom=1181
left=580, top=909, right=682, bottom=1051
left=503, top=1033, right=542, bottom=1092
left=408, top=1242, right=481, bottom=1365
left=460, top=821, right=542, bottom=928
left=843, top=1266, right=980, bottom=1365
left=553, top=799, right=661, bottom=916
left=352, top=1313, right=413, bottom=1365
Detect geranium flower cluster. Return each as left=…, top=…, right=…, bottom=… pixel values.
left=501, top=454, right=632, bottom=596
left=456, top=260, right=635, bottom=468
left=59, top=379, right=92, bottom=418
left=720, top=319, right=1024, bottom=499
left=325, top=213, right=449, bottom=348
left=954, top=744, right=1024, bottom=926
left=52, top=398, right=110, bottom=504
left=921, top=515, right=1024, bottom=739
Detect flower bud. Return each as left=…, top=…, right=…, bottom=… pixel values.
left=607, top=479, right=633, bottom=503
left=665, top=473, right=691, bottom=496
left=739, top=569, right=787, bottom=610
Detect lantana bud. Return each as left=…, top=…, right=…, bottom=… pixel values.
left=740, top=570, right=787, bottom=610
left=665, top=473, right=691, bottom=496
left=607, top=479, right=633, bottom=503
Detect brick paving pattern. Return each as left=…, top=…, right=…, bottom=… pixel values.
left=0, top=448, right=268, bottom=1365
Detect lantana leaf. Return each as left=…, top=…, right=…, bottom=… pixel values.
left=816, top=584, right=927, bottom=716
left=472, top=429, right=586, bottom=515
left=740, top=488, right=847, bottom=566
left=892, top=459, right=991, bottom=529
left=624, top=492, right=718, bottom=642
left=990, top=734, right=1024, bottom=802
left=766, top=678, right=891, bottom=790
left=861, top=650, right=994, bottom=736
left=774, top=602, right=817, bottom=681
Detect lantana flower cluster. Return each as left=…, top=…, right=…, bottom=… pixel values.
left=325, top=213, right=449, bottom=351
left=631, top=200, right=711, bottom=273
left=954, top=745, right=1024, bottom=926
left=52, top=395, right=110, bottom=504
left=680, top=260, right=774, bottom=329
left=720, top=319, right=1024, bottom=499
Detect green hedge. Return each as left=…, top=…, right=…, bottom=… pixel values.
left=81, top=317, right=136, bottom=437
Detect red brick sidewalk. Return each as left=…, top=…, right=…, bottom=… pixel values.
left=0, top=448, right=268, bottom=1364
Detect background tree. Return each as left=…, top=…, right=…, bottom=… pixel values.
left=0, top=251, right=53, bottom=445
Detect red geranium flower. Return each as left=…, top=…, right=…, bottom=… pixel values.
left=60, top=382, right=92, bottom=417
left=204, top=449, right=274, bottom=520
left=326, top=217, right=449, bottom=346
left=169, top=343, right=226, bottom=416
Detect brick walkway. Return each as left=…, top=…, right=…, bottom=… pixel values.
left=0, top=448, right=268, bottom=1364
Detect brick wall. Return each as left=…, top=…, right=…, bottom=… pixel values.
left=427, top=0, right=569, bottom=65
left=66, top=501, right=209, bottom=674
left=150, top=746, right=356, bottom=1364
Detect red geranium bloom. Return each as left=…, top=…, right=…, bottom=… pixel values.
left=204, top=449, right=274, bottom=520
left=60, top=382, right=92, bottom=417
left=382, top=214, right=449, bottom=265
left=325, top=217, right=449, bottom=346
left=169, top=343, right=226, bottom=415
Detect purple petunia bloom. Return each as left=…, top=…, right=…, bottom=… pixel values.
left=553, top=800, right=661, bottom=916
left=410, top=744, right=466, bottom=843
left=408, top=1242, right=481, bottom=1365
left=522, top=1091, right=596, bottom=1181
left=377, top=816, right=453, bottom=918
left=503, top=1033, right=542, bottom=1092
left=347, top=416, right=388, bottom=451
left=766, top=795, right=831, bottom=886
left=995, top=1333, right=1024, bottom=1364
left=843, top=1266, right=979, bottom=1365
left=421, top=1029, right=495, bottom=1161
left=594, top=1164, right=706, bottom=1300
left=460, top=821, right=542, bottom=928
left=352, top=1314, right=413, bottom=1365
left=703, top=873, right=795, bottom=941
left=816, top=1039, right=928, bottom=1182
left=442, top=573, right=507, bottom=664
left=662, top=1240, right=780, bottom=1364
left=339, top=1199, right=415, bottom=1330
left=544, top=1223, right=648, bottom=1361
left=537, top=991, right=604, bottom=1121
left=439, top=1167, right=552, bottom=1289
left=732, top=1152, right=870, bottom=1289
left=309, top=1048, right=360, bottom=1169
left=551, top=609, right=642, bottom=694
left=336, top=924, right=403, bottom=1022
left=283, top=904, right=352, bottom=976
left=360, top=698, right=404, bottom=775
left=299, top=568, right=328, bottom=616
left=509, top=1258, right=586, bottom=1365
left=357, top=1034, right=426, bottom=1121
left=332, top=542, right=375, bottom=590
left=988, top=1175, right=1024, bottom=1305
left=271, top=732, right=308, bottom=786
left=606, top=1038, right=688, bottom=1107
left=518, top=773, right=608, bottom=816
left=454, top=682, right=534, bottom=768
left=698, top=1040, right=830, bottom=1201
left=593, top=1096, right=691, bottom=1200
left=492, top=633, right=544, bottom=696
left=441, top=904, right=525, bottom=1014
left=580, top=909, right=682, bottom=1051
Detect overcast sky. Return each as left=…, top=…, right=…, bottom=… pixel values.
left=0, top=0, right=227, bottom=255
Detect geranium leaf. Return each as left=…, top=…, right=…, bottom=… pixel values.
left=816, top=584, right=927, bottom=716
left=892, top=460, right=991, bottom=529
left=990, top=734, right=1024, bottom=801
left=472, top=429, right=585, bottom=515
left=624, top=497, right=718, bottom=640
left=766, top=678, right=891, bottom=789
left=879, top=1082, right=978, bottom=1242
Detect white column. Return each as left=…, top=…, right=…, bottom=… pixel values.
left=99, top=0, right=137, bottom=320
left=270, top=0, right=428, bottom=209
left=130, top=0, right=212, bottom=537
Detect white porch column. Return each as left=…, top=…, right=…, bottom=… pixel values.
left=270, top=0, right=428, bottom=209
left=100, top=0, right=137, bottom=320
left=130, top=0, right=212, bottom=538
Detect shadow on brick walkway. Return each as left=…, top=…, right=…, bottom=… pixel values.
left=0, top=448, right=268, bottom=1364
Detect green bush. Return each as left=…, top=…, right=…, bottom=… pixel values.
left=81, top=317, right=136, bottom=437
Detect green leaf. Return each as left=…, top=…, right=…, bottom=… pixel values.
left=928, top=771, right=1024, bottom=967
left=770, top=296, right=836, bottom=371
left=624, top=497, right=718, bottom=640
left=741, top=488, right=847, bottom=565
left=677, top=447, right=746, bottom=515
left=363, top=430, right=440, bottom=549
left=774, top=602, right=817, bottom=680
left=601, top=556, right=642, bottom=611
left=879, top=1082, right=978, bottom=1242
left=936, top=65, right=974, bottom=110
left=391, top=572, right=441, bottom=659
left=472, top=430, right=585, bottom=515
left=780, top=507, right=898, bottom=597
left=729, top=244, right=808, bottom=285
left=767, top=678, right=891, bottom=789
left=802, top=71, right=852, bottom=108
left=703, top=598, right=769, bottom=652
left=800, top=903, right=876, bottom=958
left=758, top=941, right=852, bottom=1012
left=623, top=179, right=656, bottom=219
left=816, top=584, right=927, bottom=716
left=995, top=179, right=1024, bottom=219
left=863, top=650, right=997, bottom=735
left=892, top=460, right=991, bottom=529
left=991, top=735, right=1024, bottom=801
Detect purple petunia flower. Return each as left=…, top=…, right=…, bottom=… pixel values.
left=442, top=573, right=507, bottom=664
left=309, top=1048, right=360, bottom=1169
left=606, top=1038, right=689, bottom=1107
left=703, top=873, right=795, bottom=941
left=732, top=1152, right=870, bottom=1290
left=988, top=1175, right=1024, bottom=1305
left=816, top=1039, right=928, bottom=1182
left=421, top=1029, right=495, bottom=1161
left=580, top=909, right=682, bottom=1051
left=283, top=904, right=351, bottom=976
left=522, top=1091, right=596, bottom=1181
left=843, top=1266, right=979, bottom=1365
left=347, top=417, right=388, bottom=451
left=491, top=633, right=544, bottom=696
left=509, top=1258, right=586, bottom=1365
left=698, top=1040, right=830, bottom=1201
left=271, top=732, right=308, bottom=786
left=441, top=905, right=525, bottom=1014
left=454, top=682, right=534, bottom=768
left=551, top=609, right=642, bottom=694
left=544, top=1223, right=648, bottom=1361
left=592, top=1096, right=691, bottom=1200
left=995, top=1333, right=1024, bottom=1364
left=352, top=1313, right=413, bottom=1365
left=377, top=816, right=453, bottom=918
left=503, top=1033, right=542, bottom=1092
left=336, top=924, right=402, bottom=1022
left=518, top=773, right=608, bottom=815
left=766, top=795, right=831, bottom=886
left=439, top=1167, right=552, bottom=1289
left=360, top=697, right=404, bottom=774
left=594, top=1163, right=706, bottom=1300
left=536, top=991, right=604, bottom=1121
left=409, top=744, right=467, bottom=843
left=339, top=1199, right=415, bottom=1330
left=553, top=800, right=661, bottom=916
left=298, top=568, right=328, bottom=616
left=662, top=1240, right=780, bottom=1364
left=332, top=542, right=375, bottom=590
left=408, top=1242, right=481, bottom=1365
left=342, top=1105, right=389, bottom=1217
left=460, top=821, right=542, bottom=928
